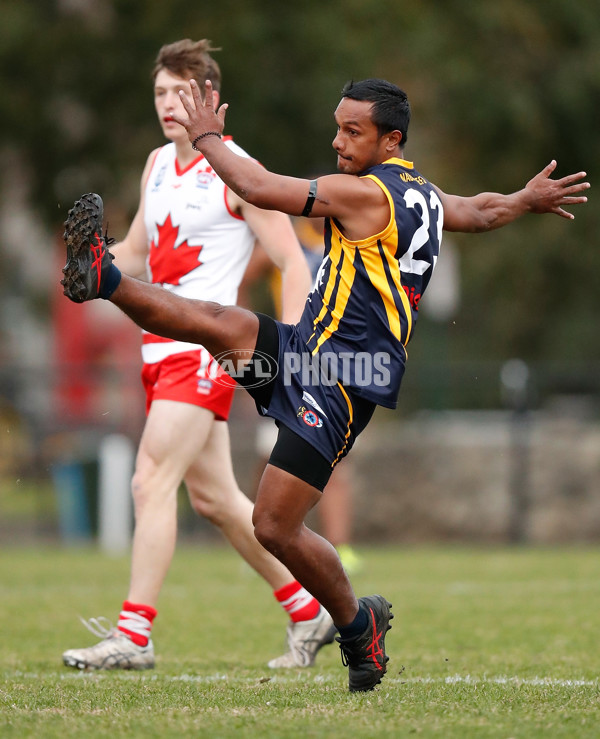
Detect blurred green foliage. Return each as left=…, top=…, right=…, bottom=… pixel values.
left=1, top=0, right=598, bottom=361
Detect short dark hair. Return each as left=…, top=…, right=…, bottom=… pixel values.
left=152, top=39, right=222, bottom=92
left=341, top=79, right=410, bottom=145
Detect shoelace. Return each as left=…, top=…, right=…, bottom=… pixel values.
left=338, top=642, right=352, bottom=666
left=78, top=615, right=115, bottom=639
left=103, top=224, right=116, bottom=248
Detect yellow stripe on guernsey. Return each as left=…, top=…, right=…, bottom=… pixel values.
left=309, top=234, right=357, bottom=354
left=329, top=171, right=412, bottom=346
left=309, top=158, right=414, bottom=352
left=333, top=382, right=354, bottom=466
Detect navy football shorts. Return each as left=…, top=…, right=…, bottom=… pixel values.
left=237, top=313, right=376, bottom=491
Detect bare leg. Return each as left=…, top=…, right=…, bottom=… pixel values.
left=184, top=420, right=292, bottom=590
left=127, top=401, right=216, bottom=605
left=127, top=401, right=295, bottom=606
left=252, top=464, right=359, bottom=627
left=110, top=275, right=259, bottom=361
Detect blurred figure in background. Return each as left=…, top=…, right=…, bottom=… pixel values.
left=61, top=39, right=337, bottom=673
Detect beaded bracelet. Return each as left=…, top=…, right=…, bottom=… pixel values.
left=191, top=131, right=222, bottom=151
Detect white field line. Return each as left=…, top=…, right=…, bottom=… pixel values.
left=7, top=672, right=599, bottom=688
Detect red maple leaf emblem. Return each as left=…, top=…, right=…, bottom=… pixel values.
left=148, top=213, right=203, bottom=285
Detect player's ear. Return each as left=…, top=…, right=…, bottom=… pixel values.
left=386, top=130, right=402, bottom=151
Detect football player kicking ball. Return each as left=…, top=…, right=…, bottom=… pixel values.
left=61, top=76, right=588, bottom=690
left=61, top=40, right=337, bottom=673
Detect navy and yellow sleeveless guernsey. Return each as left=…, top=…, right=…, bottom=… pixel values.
left=260, top=157, right=444, bottom=467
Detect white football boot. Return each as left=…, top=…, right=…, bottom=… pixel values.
left=268, top=607, right=337, bottom=668
left=62, top=617, right=155, bottom=671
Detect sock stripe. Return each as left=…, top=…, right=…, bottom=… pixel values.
left=117, top=602, right=157, bottom=647
left=280, top=590, right=315, bottom=614
left=274, top=581, right=320, bottom=623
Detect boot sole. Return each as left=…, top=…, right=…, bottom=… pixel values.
left=61, top=193, right=104, bottom=302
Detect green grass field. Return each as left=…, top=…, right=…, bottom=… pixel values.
left=1, top=544, right=599, bottom=737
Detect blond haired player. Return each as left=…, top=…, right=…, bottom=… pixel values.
left=62, top=39, right=336, bottom=671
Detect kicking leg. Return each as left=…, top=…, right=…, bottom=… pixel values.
left=110, top=275, right=260, bottom=364
left=61, top=192, right=259, bottom=366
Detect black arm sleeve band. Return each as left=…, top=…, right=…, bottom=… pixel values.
left=301, top=179, right=318, bottom=217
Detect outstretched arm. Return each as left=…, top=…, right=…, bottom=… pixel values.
left=437, top=160, right=590, bottom=233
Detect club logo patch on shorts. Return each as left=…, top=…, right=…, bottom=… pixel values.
left=197, top=378, right=213, bottom=395
left=297, top=405, right=323, bottom=428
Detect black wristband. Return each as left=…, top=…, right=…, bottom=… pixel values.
left=191, top=131, right=222, bottom=151
left=301, top=179, right=318, bottom=217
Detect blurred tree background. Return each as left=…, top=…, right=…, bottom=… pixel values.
left=0, top=0, right=598, bottom=369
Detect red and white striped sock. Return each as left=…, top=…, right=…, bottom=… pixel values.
left=274, top=581, right=320, bottom=623
left=117, top=601, right=157, bottom=647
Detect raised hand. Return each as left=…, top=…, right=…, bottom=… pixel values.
left=525, top=160, right=590, bottom=219
left=171, top=79, right=228, bottom=148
